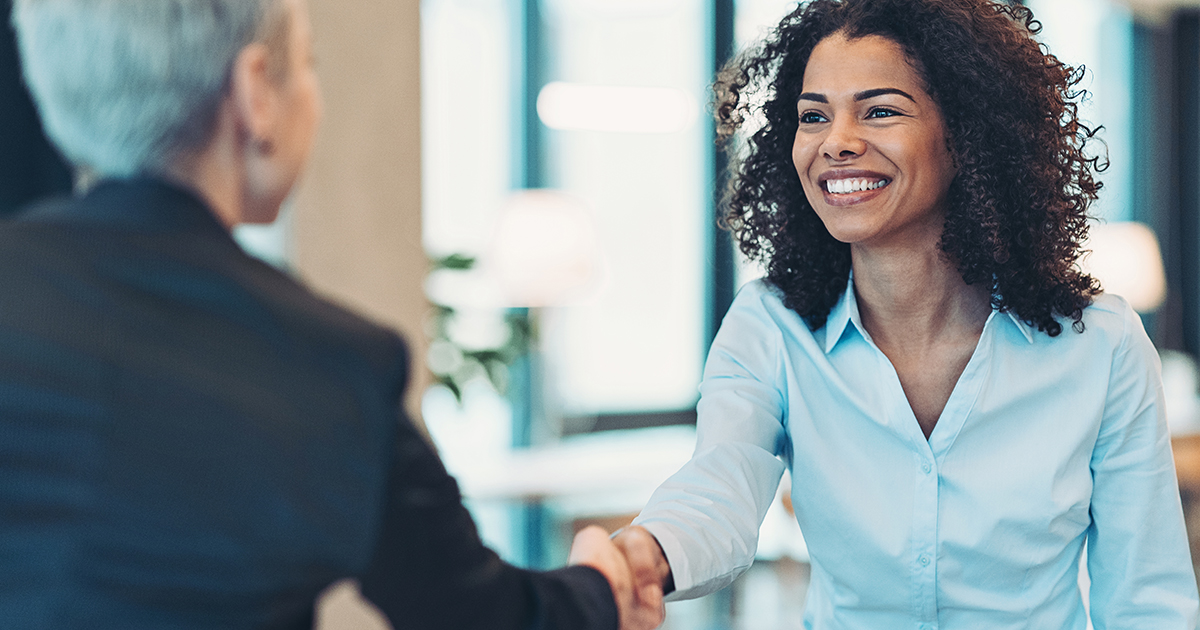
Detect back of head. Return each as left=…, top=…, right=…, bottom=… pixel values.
left=11, top=0, right=287, bottom=179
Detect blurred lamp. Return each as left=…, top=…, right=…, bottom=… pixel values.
left=1080, top=221, right=1167, bottom=313
left=489, top=190, right=604, bottom=308
left=536, top=82, right=698, bottom=134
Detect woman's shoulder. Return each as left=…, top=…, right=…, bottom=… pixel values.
left=735, top=277, right=781, bottom=300
left=720, top=278, right=829, bottom=350
left=1067, top=292, right=1146, bottom=354
left=728, top=279, right=800, bottom=327
left=1081, top=292, right=1140, bottom=333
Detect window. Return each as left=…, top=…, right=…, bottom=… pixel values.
left=421, top=0, right=718, bottom=433
left=1026, top=0, right=1134, bottom=222
left=536, top=0, right=710, bottom=418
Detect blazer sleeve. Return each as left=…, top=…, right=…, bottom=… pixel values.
left=358, top=405, right=618, bottom=630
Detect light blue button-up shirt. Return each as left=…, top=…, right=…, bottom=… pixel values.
left=634, top=279, right=1199, bottom=629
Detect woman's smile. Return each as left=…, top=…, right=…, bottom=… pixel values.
left=824, top=178, right=888, bottom=195
left=820, top=169, right=892, bottom=206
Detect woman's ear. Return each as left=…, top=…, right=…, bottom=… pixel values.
left=228, top=42, right=279, bottom=151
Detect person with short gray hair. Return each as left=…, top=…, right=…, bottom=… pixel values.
left=13, top=0, right=289, bottom=178
left=0, top=1, right=664, bottom=628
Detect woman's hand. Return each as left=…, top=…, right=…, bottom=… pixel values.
left=611, top=526, right=671, bottom=626
left=569, top=525, right=665, bottom=630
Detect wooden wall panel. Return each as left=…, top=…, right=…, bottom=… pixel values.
left=292, top=0, right=429, bottom=430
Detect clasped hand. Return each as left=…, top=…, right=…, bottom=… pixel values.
left=568, top=525, right=670, bottom=630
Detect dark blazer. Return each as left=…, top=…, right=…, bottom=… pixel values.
left=0, top=178, right=616, bottom=630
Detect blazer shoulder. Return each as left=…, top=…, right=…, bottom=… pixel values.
left=239, top=260, right=412, bottom=377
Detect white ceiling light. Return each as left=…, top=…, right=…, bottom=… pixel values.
left=536, top=82, right=700, bottom=134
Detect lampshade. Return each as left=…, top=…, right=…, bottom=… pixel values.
left=1079, top=221, right=1167, bottom=313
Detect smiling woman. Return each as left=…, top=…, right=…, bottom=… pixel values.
left=719, top=0, right=1104, bottom=337
left=610, top=0, right=1200, bottom=628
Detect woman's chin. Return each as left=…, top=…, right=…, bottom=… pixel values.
left=817, top=221, right=876, bottom=246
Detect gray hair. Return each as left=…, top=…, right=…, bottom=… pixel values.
left=11, top=0, right=289, bottom=178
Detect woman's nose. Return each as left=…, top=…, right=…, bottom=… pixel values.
left=820, top=118, right=866, bottom=160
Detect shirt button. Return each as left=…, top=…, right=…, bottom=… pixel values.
left=921, top=462, right=932, bottom=474
left=919, top=554, right=931, bottom=566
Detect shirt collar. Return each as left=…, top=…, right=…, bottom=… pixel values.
left=1001, top=309, right=1035, bottom=344
left=822, top=274, right=857, bottom=354
left=822, top=273, right=1036, bottom=354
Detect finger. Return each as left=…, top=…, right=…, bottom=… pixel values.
left=570, top=526, right=623, bottom=577
left=624, top=589, right=666, bottom=630
left=571, top=525, right=638, bottom=620
left=638, top=582, right=663, bottom=611
left=624, top=560, right=665, bottom=630
left=568, top=527, right=588, bottom=564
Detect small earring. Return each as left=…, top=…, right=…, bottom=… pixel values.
left=253, top=136, right=275, bottom=156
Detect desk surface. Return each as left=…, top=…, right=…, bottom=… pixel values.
left=454, top=425, right=697, bottom=504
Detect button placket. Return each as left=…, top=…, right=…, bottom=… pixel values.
left=911, top=448, right=939, bottom=624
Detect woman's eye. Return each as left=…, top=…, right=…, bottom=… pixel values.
left=800, top=111, right=827, bottom=124
left=867, top=107, right=900, bottom=119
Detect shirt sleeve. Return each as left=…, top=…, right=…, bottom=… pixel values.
left=1086, top=302, right=1200, bottom=629
left=357, top=343, right=618, bottom=630
left=632, top=286, right=788, bottom=600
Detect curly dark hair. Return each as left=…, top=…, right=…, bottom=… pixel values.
left=718, top=0, right=1103, bottom=336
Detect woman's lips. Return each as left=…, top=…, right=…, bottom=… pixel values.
left=821, top=177, right=891, bottom=207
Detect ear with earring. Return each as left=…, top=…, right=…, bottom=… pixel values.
left=253, top=135, right=275, bottom=157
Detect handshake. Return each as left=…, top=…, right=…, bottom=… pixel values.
left=568, top=525, right=672, bottom=630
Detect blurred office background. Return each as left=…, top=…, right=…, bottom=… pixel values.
left=7, top=0, right=1200, bottom=628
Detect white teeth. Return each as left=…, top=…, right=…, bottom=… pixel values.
left=825, top=178, right=888, bottom=194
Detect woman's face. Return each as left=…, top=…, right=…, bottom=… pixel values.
left=792, top=33, right=956, bottom=250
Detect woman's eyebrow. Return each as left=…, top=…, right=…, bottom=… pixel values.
left=798, top=87, right=917, bottom=103
left=854, top=87, right=916, bottom=102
